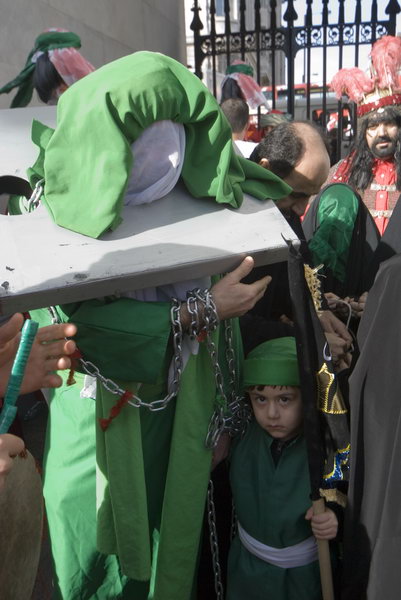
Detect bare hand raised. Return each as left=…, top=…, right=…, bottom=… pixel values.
left=211, top=256, right=271, bottom=320
left=0, top=314, right=77, bottom=397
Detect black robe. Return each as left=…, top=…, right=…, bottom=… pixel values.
left=364, top=192, right=401, bottom=289
left=341, top=254, right=401, bottom=600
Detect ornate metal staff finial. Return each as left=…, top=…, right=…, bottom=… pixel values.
left=190, top=1, right=204, bottom=33
left=385, top=0, right=401, bottom=17
left=305, top=0, right=313, bottom=28
left=283, top=0, right=298, bottom=23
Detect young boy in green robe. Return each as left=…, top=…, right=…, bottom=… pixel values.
left=227, top=336, right=339, bottom=600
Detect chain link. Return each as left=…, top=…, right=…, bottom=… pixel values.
left=25, top=178, right=44, bottom=212
left=48, top=302, right=184, bottom=412
left=48, top=293, right=250, bottom=436
left=204, top=315, right=251, bottom=448
left=185, top=288, right=237, bottom=450
left=230, top=499, right=238, bottom=542
left=207, top=479, right=224, bottom=600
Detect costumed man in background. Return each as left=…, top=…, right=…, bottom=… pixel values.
left=220, top=59, right=269, bottom=143
left=0, top=28, right=94, bottom=107
left=303, top=36, right=401, bottom=318
left=25, top=51, right=290, bottom=600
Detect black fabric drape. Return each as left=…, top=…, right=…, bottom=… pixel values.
left=364, top=193, right=401, bottom=289
left=342, top=254, right=401, bottom=600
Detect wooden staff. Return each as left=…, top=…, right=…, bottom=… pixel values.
left=313, top=498, right=335, bottom=600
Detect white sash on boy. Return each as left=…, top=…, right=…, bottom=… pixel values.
left=238, top=523, right=318, bottom=569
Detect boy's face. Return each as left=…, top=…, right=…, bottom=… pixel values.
left=248, top=385, right=303, bottom=441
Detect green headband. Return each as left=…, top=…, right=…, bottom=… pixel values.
left=243, top=337, right=300, bottom=388
left=226, top=63, right=254, bottom=77
left=0, top=31, right=81, bottom=108
left=260, top=112, right=292, bottom=128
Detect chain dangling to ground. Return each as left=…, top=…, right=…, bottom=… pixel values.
left=207, top=478, right=225, bottom=600
left=230, top=498, right=238, bottom=542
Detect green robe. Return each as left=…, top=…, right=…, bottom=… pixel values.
left=227, top=421, right=322, bottom=600
left=34, top=300, right=242, bottom=600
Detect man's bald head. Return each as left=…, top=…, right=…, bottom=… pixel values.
left=250, top=121, right=330, bottom=215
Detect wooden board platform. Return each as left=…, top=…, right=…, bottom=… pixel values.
left=0, top=183, right=299, bottom=314
left=0, top=105, right=299, bottom=315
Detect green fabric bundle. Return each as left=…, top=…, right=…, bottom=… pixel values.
left=26, top=51, right=290, bottom=238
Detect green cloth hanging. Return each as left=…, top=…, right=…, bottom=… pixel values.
left=31, top=302, right=243, bottom=600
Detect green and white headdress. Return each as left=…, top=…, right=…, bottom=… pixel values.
left=0, top=28, right=94, bottom=107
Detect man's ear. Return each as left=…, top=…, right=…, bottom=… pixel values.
left=259, top=158, right=270, bottom=169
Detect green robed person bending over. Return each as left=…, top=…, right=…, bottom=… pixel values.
left=25, top=51, right=290, bottom=599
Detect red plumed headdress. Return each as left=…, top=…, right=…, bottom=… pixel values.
left=330, top=35, right=401, bottom=117
left=330, top=67, right=373, bottom=103
left=371, top=35, right=401, bottom=90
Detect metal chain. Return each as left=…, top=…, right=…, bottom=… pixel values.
left=224, top=320, right=236, bottom=390
left=184, top=288, right=232, bottom=450
left=48, top=305, right=60, bottom=325
left=222, top=320, right=251, bottom=437
left=204, top=317, right=229, bottom=449
left=25, top=178, right=44, bottom=212
left=48, top=301, right=184, bottom=412
left=48, top=291, right=250, bottom=435
left=204, top=314, right=251, bottom=448
left=207, top=478, right=224, bottom=600
left=186, top=294, right=200, bottom=339
left=230, top=499, right=238, bottom=542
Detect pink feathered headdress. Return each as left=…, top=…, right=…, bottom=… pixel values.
left=42, top=27, right=95, bottom=88
left=330, top=36, right=401, bottom=117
